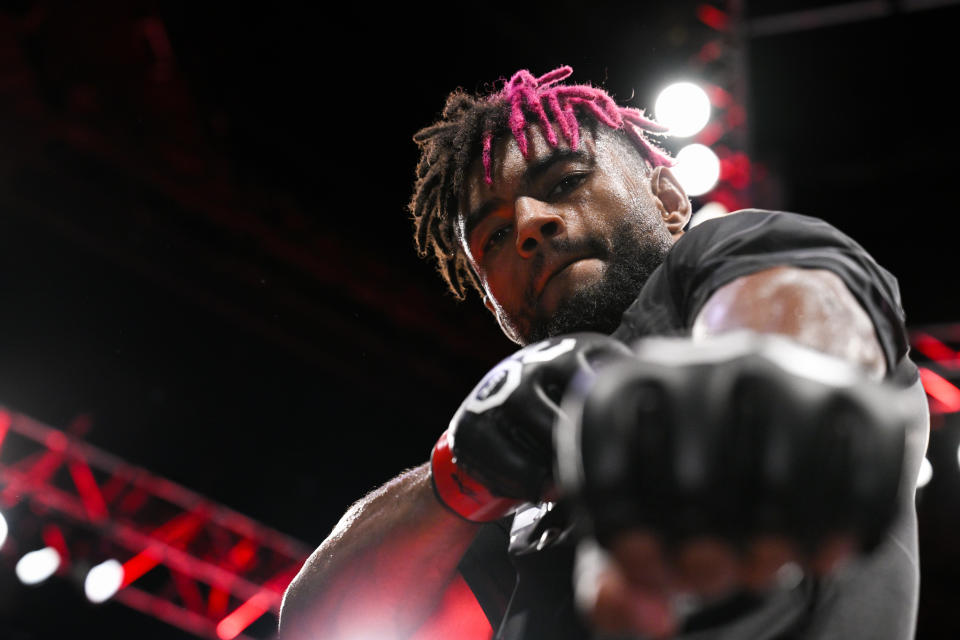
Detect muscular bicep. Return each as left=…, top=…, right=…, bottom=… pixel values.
left=691, top=266, right=886, bottom=379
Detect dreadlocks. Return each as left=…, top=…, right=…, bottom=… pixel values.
left=409, top=66, right=673, bottom=300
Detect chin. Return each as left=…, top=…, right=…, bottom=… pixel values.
left=525, top=282, right=631, bottom=343
left=522, top=224, right=671, bottom=343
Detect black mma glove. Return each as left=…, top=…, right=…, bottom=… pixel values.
left=556, top=332, right=910, bottom=553
left=431, top=333, right=632, bottom=522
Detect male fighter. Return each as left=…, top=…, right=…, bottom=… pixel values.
left=279, top=67, right=928, bottom=639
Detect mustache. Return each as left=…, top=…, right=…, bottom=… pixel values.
left=524, top=235, right=610, bottom=303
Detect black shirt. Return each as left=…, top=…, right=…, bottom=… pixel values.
left=459, top=210, right=927, bottom=640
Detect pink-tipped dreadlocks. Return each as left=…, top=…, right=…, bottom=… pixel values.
left=482, top=66, right=674, bottom=184
left=410, top=65, right=674, bottom=300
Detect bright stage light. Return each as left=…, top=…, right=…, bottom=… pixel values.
left=85, top=558, right=124, bottom=603
left=917, top=457, right=933, bottom=488
left=655, top=82, right=711, bottom=137
left=672, top=144, right=720, bottom=196
left=0, top=511, right=7, bottom=550
left=15, top=547, right=60, bottom=585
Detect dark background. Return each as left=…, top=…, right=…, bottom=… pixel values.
left=0, top=1, right=958, bottom=637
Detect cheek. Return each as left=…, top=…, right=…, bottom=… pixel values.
left=610, top=178, right=647, bottom=213
left=570, top=185, right=617, bottom=232
left=483, top=272, right=520, bottom=310
left=580, top=187, right=642, bottom=237
left=604, top=161, right=653, bottom=210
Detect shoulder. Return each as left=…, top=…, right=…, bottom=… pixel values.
left=616, top=209, right=912, bottom=374
left=674, top=209, right=863, bottom=258
left=672, top=209, right=903, bottom=322
left=660, top=208, right=901, bottom=313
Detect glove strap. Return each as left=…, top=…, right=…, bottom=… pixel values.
left=430, top=429, right=519, bottom=523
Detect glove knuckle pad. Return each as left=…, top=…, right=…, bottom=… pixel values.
left=561, top=335, right=908, bottom=554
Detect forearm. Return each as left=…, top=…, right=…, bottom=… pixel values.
left=280, top=462, right=480, bottom=640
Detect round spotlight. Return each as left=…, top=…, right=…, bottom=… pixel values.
left=85, top=559, right=124, bottom=603
left=917, top=457, right=933, bottom=488
left=15, top=547, right=61, bottom=585
left=0, top=510, right=7, bottom=550
left=672, top=144, right=721, bottom=196
left=655, top=82, right=711, bottom=138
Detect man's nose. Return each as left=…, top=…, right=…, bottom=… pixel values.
left=515, top=197, right=565, bottom=258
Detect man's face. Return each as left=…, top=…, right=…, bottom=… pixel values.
left=458, top=125, right=689, bottom=345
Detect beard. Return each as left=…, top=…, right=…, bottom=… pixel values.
left=523, top=216, right=674, bottom=344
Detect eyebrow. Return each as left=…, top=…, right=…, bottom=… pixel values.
left=462, top=148, right=593, bottom=241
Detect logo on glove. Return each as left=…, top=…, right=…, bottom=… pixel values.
left=464, top=338, right=577, bottom=414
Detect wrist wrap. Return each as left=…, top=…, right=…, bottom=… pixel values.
left=430, top=429, right=519, bottom=523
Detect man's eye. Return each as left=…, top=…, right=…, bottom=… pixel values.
left=550, top=173, right=587, bottom=198
left=485, top=226, right=511, bottom=251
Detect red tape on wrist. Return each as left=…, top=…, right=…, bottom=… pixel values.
left=431, top=429, right=518, bottom=523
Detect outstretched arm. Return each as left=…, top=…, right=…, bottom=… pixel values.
left=279, top=463, right=480, bottom=640
left=581, top=265, right=904, bottom=638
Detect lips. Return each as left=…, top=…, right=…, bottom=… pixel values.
left=535, top=255, right=592, bottom=301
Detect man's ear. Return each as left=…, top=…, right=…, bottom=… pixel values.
left=649, top=166, right=691, bottom=236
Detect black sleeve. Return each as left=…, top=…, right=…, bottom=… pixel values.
left=613, top=210, right=912, bottom=376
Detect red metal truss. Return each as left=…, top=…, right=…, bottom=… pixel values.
left=0, top=407, right=311, bottom=640
left=909, top=324, right=960, bottom=419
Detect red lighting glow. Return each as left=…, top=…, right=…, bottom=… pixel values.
left=216, top=589, right=273, bottom=640
left=68, top=460, right=109, bottom=521
left=919, top=367, right=960, bottom=413
left=696, top=121, right=725, bottom=146
left=122, top=547, right=163, bottom=587
left=703, top=83, right=733, bottom=109
left=697, top=40, right=724, bottom=64
left=697, top=4, right=729, bottom=30
left=44, top=430, right=68, bottom=452
left=719, top=151, right=751, bottom=189
left=208, top=587, right=230, bottom=617
left=411, top=574, right=493, bottom=640
left=912, top=332, right=959, bottom=364
left=226, top=538, right=258, bottom=570
left=172, top=569, right=206, bottom=614
left=215, top=569, right=296, bottom=640
left=0, top=410, right=11, bottom=454
left=122, top=511, right=205, bottom=587
left=42, top=524, right=71, bottom=571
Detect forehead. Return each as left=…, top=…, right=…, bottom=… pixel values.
left=487, top=124, right=600, bottom=180
left=460, top=125, right=604, bottom=220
